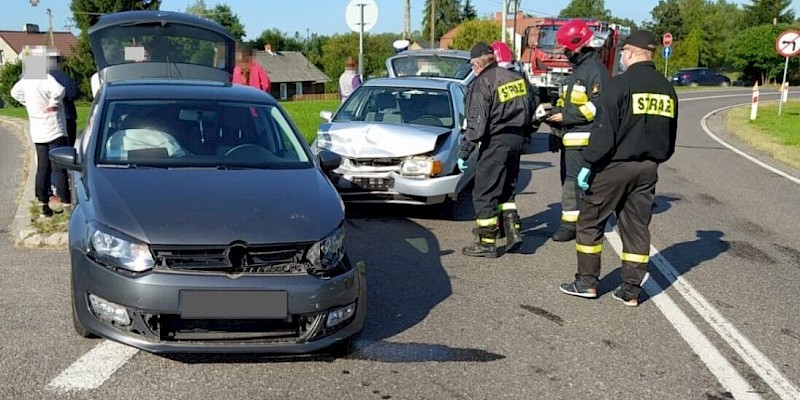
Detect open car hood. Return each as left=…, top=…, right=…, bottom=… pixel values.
left=317, top=122, right=450, bottom=159
left=385, top=49, right=474, bottom=85
left=88, top=10, right=235, bottom=84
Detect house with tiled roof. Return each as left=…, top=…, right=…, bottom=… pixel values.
left=0, top=24, right=78, bottom=65
left=252, top=46, right=330, bottom=101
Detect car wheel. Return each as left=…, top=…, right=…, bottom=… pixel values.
left=689, top=82, right=699, bottom=87
left=720, top=81, right=730, bottom=87
left=71, top=280, right=97, bottom=338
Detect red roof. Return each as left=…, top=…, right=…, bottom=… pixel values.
left=0, top=31, right=78, bottom=57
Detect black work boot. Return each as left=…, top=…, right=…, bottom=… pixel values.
left=462, top=228, right=499, bottom=258
left=503, top=210, right=523, bottom=252
left=551, top=223, right=576, bottom=242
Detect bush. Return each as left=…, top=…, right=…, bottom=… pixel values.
left=0, top=61, right=22, bottom=108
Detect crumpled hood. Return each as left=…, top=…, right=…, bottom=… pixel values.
left=319, top=122, right=450, bottom=158
left=88, top=168, right=343, bottom=246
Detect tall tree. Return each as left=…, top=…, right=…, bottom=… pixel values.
left=67, top=0, right=161, bottom=98
left=558, top=0, right=610, bottom=20
left=645, top=0, right=685, bottom=39
left=320, top=32, right=400, bottom=91
left=729, top=23, right=799, bottom=83
left=185, top=1, right=245, bottom=41
left=462, top=0, right=477, bottom=21
left=422, top=0, right=463, bottom=42
left=448, top=19, right=501, bottom=50
left=742, top=0, right=794, bottom=26
left=250, top=28, right=304, bottom=52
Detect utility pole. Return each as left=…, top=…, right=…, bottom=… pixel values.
left=430, top=0, right=435, bottom=48
left=46, top=8, right=55, bottom=48
left=501, top=0, right=508, bottom=43
left=404, top=0, right=410, bottom=40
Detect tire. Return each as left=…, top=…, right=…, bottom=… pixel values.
left=689, top=82, right=699, bottom=87
left=720, top=81, right=730, bottom=87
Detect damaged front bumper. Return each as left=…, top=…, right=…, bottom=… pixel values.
left=330, top=166, right=460, bottom=205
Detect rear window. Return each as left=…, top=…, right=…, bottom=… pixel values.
left=97, top=100, right=311, bottom=169
left=390, top=55, right=471, bottom=80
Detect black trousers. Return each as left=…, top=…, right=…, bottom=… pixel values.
left=66, top=118, right=77, bottom=147
left=576, top=160, right=658, bottom=298
left=559, top=147, right=583, bottom=226
left=35, top=137, right=70, bottom=204
left=472, top=133, right=525, bottom=236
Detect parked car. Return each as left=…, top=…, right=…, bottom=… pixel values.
left=313, top=77, right=467, bottom=213
left=49, top=10, right=365, bottom=354
left=672, top=68, right=731, bottom=87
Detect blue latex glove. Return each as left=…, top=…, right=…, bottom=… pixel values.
left=457, top=158, right=468, bottom=172
left=577, top=167, right=591, bottom=191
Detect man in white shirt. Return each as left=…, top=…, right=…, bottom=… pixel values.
left=338, top=57, right=362, bottom=103
left=11, top=54, right=71, bottom=217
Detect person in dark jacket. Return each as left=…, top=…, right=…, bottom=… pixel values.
left=559, top=30, right=678, bottom=306
left=458, top=42, right=537, bottom=258
left=546, top=19, right=610, bottom=242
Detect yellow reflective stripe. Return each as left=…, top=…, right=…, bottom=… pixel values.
left=556, top=98, right=565, bottom=107
left=481, top=237, right=497, bottom=244
left=570, top=89, right=589, bottom=105
left=631, top=93, right=675, bottom=118
left=562, top=132, right=590, bottom=147
left=621, top=252, right=650, bottom=263
left=578, top=102, right=596, bottom=121
left=497, top=79, right=528, bottom=103
left=561, top=210, right=579, bottom=222
left=576, top=243, right=602, bottom=254
left=498, top=202, right=517, bottom=211
left=476, top=217, right=498, bottom=227
left=572, top=84, right=587, bottom=93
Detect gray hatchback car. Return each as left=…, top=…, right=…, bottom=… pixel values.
left=49, top=11, right=365, bottom=354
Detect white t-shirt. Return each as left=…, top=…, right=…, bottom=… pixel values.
left=91, top=72, right=102, bottom=98
left=10, top=75, right=67, bottom=143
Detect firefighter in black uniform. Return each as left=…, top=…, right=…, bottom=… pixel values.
left=459, top=42, right=538, bottom=258
left=546, top=19, right=610, bottom=242
left=559, top=30, right=678, bottom=306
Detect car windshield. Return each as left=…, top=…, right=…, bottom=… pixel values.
left=333, top=86, right=454, bottom=128
left=95, top=23, right=230, bottom=69
left=390, top=55, right=471, bottom=80
left=97, top=100, right=311, bottom=169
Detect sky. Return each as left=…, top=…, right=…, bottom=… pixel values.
left=3, top=0, right=800, bottom=41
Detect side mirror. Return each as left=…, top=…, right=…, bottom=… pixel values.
left=317, top=149, right=342, bottom=173
left=319, top=110, right=333, bottom=123
left=49, top=146, right=80, bottom=171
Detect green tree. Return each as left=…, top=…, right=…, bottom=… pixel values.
left=0, top=61, right=22, bottom=108
left=644, top=0, right=685, bottom=40
left=250, top=28, right=304, bottom=52
left=320, top=33, right=400, bottom=92
left=185, top=1, right=246, bottom=41
left=462, top=0, right=477, bottom=20
left=422, top=0, right=463, bottom=41
left=448, top=19, right=501, bottom=51
left=742, top=0, right=794, bottom=26
left=67, top=0, right=161, bottom=99
left=558, top=0, right=610, bottom=20
left=701, top=0, right=743, bottom=70
left=729, top=23, right=799, bottom=84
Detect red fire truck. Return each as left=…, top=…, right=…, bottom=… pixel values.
left=522, top=18, right=630, bottom=101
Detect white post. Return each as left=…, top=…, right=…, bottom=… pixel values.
left=501, top=0, right=508, bottom=43
left=782, top=82, right=789, bottom=103
left=358, top=2, right=365, bottom=81
left=751, top=82, right=759, bottom=121
left=665, top=56, right=669, bottom=78
left=779, top=56, right=789, bottom=116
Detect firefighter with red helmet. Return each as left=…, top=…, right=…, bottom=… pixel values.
left=458, top=42, right=538, bottom=257
left=546, top=19, right=610, bottom=242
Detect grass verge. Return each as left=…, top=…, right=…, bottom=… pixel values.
left=28, top=201, right=70, bottom=235
left=725, top=100, right=800, bottom=169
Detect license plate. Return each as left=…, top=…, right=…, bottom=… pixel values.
left=180, top=291, right=287, bottom=319
left=352, top=177, right=393, bottom=190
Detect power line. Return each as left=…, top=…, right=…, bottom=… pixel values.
left=475, top=0, right=558, bottom=17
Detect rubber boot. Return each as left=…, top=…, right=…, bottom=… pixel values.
left=551, top=223, right=576, bottom=242
left=503, top=210, right=523, bottom=252
left=462, top=228, right=499, bottom=258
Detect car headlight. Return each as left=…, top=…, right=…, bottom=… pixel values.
left=89, top=229, right=154, bottom=272
left=400, top=156, right=442, bottom=177
left=306, top=225, right=345, bottom=271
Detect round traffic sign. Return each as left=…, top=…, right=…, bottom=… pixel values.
left=346, top=0, right=379, bottom=33
left=775, top=29, right=800, bottom=57
left=663, top=32, right=673, bottom=47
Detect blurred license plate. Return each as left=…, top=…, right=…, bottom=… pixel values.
left=180, top=291, right=287, bottom=319
left=352, top=177, right=393, bottom=190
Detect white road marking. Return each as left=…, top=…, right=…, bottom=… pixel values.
left=46, top=340, right=138, bottom=393
left=699, top=102, right=800, bottom=185
left=605, top=229, right=800, bottom=399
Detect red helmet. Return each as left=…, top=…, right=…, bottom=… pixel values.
left=490, top=41, right=514, bottom=63
left=556, top=19, right=593, bottom=52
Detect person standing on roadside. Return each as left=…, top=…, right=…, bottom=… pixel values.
left=11, top=52, right=71, bottom=218
left=339, top=56, right=362, bottom=103
left=48, top=54, right=78, bottom=146
left=547, top=19, right=609, bottom=243
left=558, top=30, right=678, bottom=306
left=232, top=43, right=271, bottom=94
left=458, top=42, right=537, bottom=258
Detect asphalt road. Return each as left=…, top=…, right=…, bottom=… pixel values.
left=0, top=88, right=798, bottom=400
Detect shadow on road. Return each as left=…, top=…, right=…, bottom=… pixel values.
left=652, top=194, right=682, bottom=215
left=516, top=202, right=561, bottom=255
left=597, top=230, right=730, bottom=303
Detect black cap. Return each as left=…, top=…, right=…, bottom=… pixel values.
left=623, top=30, right=658, bottom=51
left=470, top=42, right=493, bottom=59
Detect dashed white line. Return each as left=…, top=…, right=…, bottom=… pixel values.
left=46, top=340, right=138, bottom=393
left=605, top=229, right=800, bottom=399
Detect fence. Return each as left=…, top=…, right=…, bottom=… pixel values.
left=290, top=93, right=341, bottom=102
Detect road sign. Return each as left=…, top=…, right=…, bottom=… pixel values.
left=346, top=0, right=378, bottom=33
left=775, top=29, right=800, bottom=57
left=662, top=46, right=672, bottom=59
left=663, top=32, right=673, bottom=47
